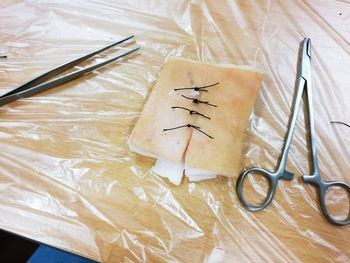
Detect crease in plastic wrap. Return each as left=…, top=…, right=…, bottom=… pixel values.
left=0, top=0, right=349, bottom=262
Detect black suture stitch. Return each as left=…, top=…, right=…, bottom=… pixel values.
left=163, top=124, right=199, bottom=131
left=181, top=95, right=217, bottom=107
left=163, top=124, right=213, bottom=139
left=164, top=82, right=218, bottom=139
left=174, top=82, right=219, bottom=92
left=171, top=106, right=211, bottom=120
left=192, top=125, right=214, bottom=139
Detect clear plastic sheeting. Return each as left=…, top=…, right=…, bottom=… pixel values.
left=0, top=0, right=349, bottom=262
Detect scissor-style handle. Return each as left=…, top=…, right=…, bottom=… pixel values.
left=303, top=175, right=350, bottom=226
left=236, top=167, right=280, bottom=211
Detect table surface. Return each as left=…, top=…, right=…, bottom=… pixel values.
left=0, top=0, right=349, bottom=262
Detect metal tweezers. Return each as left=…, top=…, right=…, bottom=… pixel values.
left=0, top=35, right=139, bottom=107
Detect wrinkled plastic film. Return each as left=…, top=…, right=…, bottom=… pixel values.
left=0, top=1, right=349, bottom=262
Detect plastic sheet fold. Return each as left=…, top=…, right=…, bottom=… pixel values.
left=0, top=0, right=349, bottom=262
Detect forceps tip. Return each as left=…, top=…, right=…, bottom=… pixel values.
left=304, top=37, right=311, bottom=59
left=126, top=34, right=135, bottom=40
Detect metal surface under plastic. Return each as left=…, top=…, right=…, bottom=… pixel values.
left=0, top=0, right=349, bottom=262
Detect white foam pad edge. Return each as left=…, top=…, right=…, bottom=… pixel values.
left=128, top=140, right=161, bottom=159
left=185, top=167, right=217, bottom=182
left=151, top=159, right=184, bottom=185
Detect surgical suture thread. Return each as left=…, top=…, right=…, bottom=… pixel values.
left=163, top=81, right=219, bottom=139
left=163, top=124, right=213, bottom=139
left=174, top=82, right=220, bottom=92
left=171, top=106, right=211, bottom=119
left=181, top=95, right=218, bottom=107
left=330, top=121, right=350, bottom=129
